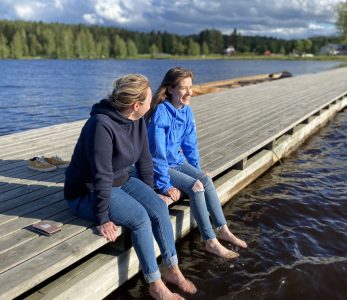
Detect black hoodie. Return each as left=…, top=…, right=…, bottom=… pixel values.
left=64, top=99, right=154, bottom=225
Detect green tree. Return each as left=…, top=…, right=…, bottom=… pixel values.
left=97, top=36, right=111, bottom=58
left=279, top=46, right=286, bottom=55
left=161, top=32, right=175, bottom=54
left=149, top=43, right=158, bottom=57
left=336, top=0, right=347, bottom=43
left=57, top=27, right=74, bottom=58
left=230, top=28, right=238, bottom=50
left=256, top=43, right=267, bottom=55
left=199, top=29, right=224, bottom=54
left=201, top=41, right=209, bottom=55
left=75, top=29, right=88, bottom=58
left=113, top=35, right=127, bottom=58
left=127, top=38, right=138, bottom=57
left=175, top=42, right=185, bottom=55
left=303, top=39, right=312, bottom=53
left=85, top=29, right=97, bottom=58
left=295, top=40, right=304, bottom=54
left=269, top=40, right=278, bottom=53
left=0, top=33, right=9, bottom=58
left=29, top=34, right=42, bottom=57
left=41, top=28, right=56, bottom=57
left=312, top=44, right=320, bottom=55
left=187, top=38, right=200, bottom=56
left=10, top=30, right=25, bottom=58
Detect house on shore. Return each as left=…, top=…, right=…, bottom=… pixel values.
left=320, top=43, right=347, bottom=55
left=224, top=45, right=236, bottom=55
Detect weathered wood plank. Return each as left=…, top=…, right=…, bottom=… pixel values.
left=0, top=209, right=76, bottom=255
left=0, top=218, right=93, bottom=274
left=0, top=226, right=127, bottom=300
left=0, top=191, right=64, bottom=226
left=0, top=201, right=71, bottom=239
left=199, top=89, right=342, bottom=169
left=0, top=174, right=64, bottom=203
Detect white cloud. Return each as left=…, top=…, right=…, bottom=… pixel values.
left=83, top=13, right=101, bottom=24
left=14, top=4, right=35, bottom=19
left=90, top=0, right=154, bottom=24
left=54, top=0, right=64, bottom=11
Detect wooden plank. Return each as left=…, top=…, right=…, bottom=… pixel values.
left=195, top=87, right=328, bottom=137
left=0, top=172, right=64, bottom=195
left=0, top=128, right=80, bottom=156
left=193, top=73, right=346, bottom=121
left=196, top=84, right=337, bottom=135
left=0, top=218, right=93, bottom=274
left=0, top=209, right=77, bottom=255
left=0, top=191, right=64, bottom=226
left=0, top=227, right=125, bottom=300
left=199, top=88, right=339, bottom=159
left=0, top=174, right=64, bottom=203
left=0, top=185, right=63, bottom=214
left=0, top=201, right=70, bottom=239
left=0, top=120, right=84, bottom=144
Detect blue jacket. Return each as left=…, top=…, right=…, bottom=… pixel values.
left=65, top=99, right=153, bottom=225
left=147, top=100, right=200, bottom=193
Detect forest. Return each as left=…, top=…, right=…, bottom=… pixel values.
left=0, top=19, right=341, bottom=59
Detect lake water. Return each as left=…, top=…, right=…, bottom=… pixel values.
left=0, top=59, right=341, bottom=136
left=109, top=107, right=347, bottom=300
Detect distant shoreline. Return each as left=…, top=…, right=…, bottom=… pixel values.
left=1, top=54, right=347, bottom=62
left=2, top=55, right=346, bottom=69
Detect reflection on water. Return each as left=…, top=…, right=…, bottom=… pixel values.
left=109, top=108, right=347, bottom=299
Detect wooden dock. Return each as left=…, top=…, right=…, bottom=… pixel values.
left=0, top=68, right=347, bottom=299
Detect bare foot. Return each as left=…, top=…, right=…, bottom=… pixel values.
left=149, top=279, right=184, bottom=300
left=205, top=238, right=239, bottom=259
left=163, top=265, right=197, bottom=294
left=217, top=225, right=247, bottom=248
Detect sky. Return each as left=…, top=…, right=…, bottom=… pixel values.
left=0, top=0, right=343, bottom=39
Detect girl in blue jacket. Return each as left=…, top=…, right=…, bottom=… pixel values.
left=65, top=74, right=196, bottom=299
left=147, top=67, right=247, bottom=259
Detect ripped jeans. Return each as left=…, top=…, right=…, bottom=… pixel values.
left=168, top=161, right=227, bottom=240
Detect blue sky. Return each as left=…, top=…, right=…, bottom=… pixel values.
left=0, top=0, right=342, bottom=39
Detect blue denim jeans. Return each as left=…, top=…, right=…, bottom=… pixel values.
left=168, top=161, right=227, bottom=240
left=67, top=177, right=178, bottom=283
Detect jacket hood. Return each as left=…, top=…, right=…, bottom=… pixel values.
left=90, top=99, right=131, bottom=124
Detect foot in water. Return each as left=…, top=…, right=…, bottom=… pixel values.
left=149, top=279, right=184, bottom=300
left=163, top=265, right=197, bottom=294
left=217, top=225, right=247, bottom=248
left=205, top=238, right=239, bottom=259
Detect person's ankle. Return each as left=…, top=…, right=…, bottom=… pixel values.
left=217, top=224, right=229, bottom=235
left=205, top=238, right=218, bottom=247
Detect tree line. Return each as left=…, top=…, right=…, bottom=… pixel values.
left=0, top=19, right=342, bottom=59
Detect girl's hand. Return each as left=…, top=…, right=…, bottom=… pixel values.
left=97, top=221, right=118, bottom=242
left=204, top=169, right=212, bottom=177
left=157, top=193, right=174, bottom=206
left=166, top=187, right=181, bottom=201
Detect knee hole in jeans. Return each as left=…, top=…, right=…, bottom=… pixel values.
left=192, top=180, right=204, bottom=193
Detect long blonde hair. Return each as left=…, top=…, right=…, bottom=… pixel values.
left=146, top=67, right=194, bottom=120
left=108, top=74, right=149, bottom=111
